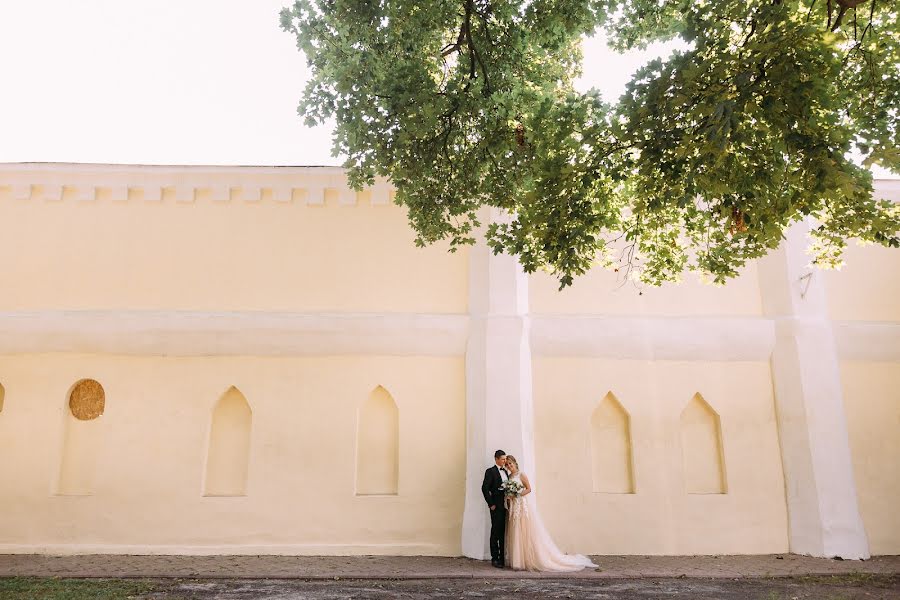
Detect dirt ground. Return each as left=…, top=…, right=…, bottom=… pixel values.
left=4, top=554, right=898, bottom=580
left=3, top=555, right=897, bottom=599
left=146, top=574, right=899, bottom=600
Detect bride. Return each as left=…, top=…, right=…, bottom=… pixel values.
left=503, top=455, right=597, bottom=572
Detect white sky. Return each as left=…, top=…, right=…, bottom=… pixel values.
left=0, top=1, right=679, bottom=166
left=0, top=1, right=892, bottom=177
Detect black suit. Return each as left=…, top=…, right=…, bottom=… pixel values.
left=481, top=465, right=508, bottom=564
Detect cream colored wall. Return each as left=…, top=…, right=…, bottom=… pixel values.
left=840, top=361, right=900, bottom=555
left=0, top=353, right=465, bottom=554
left=533, top=358, right=789, bottom=555
left=825, top=243, right=900, bottom=322
left=0, top=165, right=896, bottom=558
left=826, top=192, right=900, bottom=555
left=529, top=248, right=786, bottom=555
left=0, top=180, right=467, bottom=313
left=825, top=181, right=900, bottom=322
left=530, top=264, right=762, bottom=316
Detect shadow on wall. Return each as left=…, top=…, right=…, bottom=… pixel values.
left=588, top=391, right=729, bottom=496
left=57, top=379, right=105, bottom=496
left=680, top=393, right=727, bottom=494
left=204, top=386, right=252, bottom=497
left=591, top=391, right=635, bottom=494
left=356, top=385, right=399, bottom=496
left=44, top=380, right=728, bottom=501
left=45, top=380, right=405, bottom=498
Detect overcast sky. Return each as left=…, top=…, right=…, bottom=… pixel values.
left=0, top=1, right=686, bottom=166
left=0, top=1, right=892, bottom=178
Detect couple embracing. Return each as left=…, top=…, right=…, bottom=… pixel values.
left=481, top=449, right=597, bottom=572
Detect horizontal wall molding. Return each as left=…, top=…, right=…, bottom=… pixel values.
left=833, top=321, right=900, bottom=362
left=0, top=543, right=447, bottom=557
left=531, top=315, right=900, bottom=362
left=0, top=311, right=468, bottom=357
left=531, top=315, right=777, bottom=361
left=1, top=311, right=896, bottom=361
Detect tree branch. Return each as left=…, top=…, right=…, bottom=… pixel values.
left=441, top=23, right=466, bottom=57
left=831, top=0, right=871, bottom=31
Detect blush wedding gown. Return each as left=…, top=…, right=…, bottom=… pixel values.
left=505, top=473, right=597, bottom=572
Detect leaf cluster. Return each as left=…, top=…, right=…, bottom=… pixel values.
left=282, top=0, right=899, bottom=287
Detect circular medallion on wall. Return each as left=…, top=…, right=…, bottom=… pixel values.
left=69, top=379, right=105, bottom=420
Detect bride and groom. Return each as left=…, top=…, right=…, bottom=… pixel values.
left=481, top=449, right=597, bottom=572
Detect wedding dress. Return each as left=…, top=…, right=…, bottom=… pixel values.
left=505, top=473, right=597, bottom=572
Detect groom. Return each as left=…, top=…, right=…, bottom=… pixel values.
left=481, top=449, right=509, bottom=568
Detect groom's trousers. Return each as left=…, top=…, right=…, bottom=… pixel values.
left=489, top=504, right=507, bottom=564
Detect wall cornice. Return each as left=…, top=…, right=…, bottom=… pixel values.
left=0, top=163, right=393, bottom=206
left=2, top=163, right=896, bottom=205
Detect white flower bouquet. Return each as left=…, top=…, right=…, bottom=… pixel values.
left=502, top=480, right=525, bottom=497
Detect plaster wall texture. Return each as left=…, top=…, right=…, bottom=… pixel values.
left=461, top=212, right=534, bottom=559
left=532, top=358, right=789, bottom=555
left=757, top=222, right=870, bottom=559
left=824, top=243, right=900, bottom=322
left=0, top=169, right=467, bottom=314
left=840, top=362, right=900, bottom=555
left=0, top=164, right=897, bottom=558
left=0, top=353, right=466, bottom=555
left=824, top=213, right=900, bottom=555
left=529, top=263, right=763, bottom=316
left=825, top=180, right=900, bottom=323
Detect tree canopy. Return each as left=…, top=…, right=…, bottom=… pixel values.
left=281, top=0, right=899, bottom=287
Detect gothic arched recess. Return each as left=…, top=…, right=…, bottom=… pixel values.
left=590, top=391, right=635, bottom=493
left=356, top=385, right=399, bottom=496
left=204, top=386, right=252, bottom=496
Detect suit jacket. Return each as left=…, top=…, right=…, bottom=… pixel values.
left=481, top=465, right=508, bottom=509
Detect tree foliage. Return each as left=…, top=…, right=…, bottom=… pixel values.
left=281, top=0, right=899, bottom=287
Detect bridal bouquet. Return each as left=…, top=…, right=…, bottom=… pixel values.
left=502, top=480, right=525, bottom=497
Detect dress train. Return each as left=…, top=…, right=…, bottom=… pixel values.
left=504, top=475, right=597, bottom=572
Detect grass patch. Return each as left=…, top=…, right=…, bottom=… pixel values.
left=0, top=577, right=159, bottom=600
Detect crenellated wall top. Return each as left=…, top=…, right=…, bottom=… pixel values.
left=0, top=162, right=395, bottom=206
left=2, top=162, right=897, bottom=205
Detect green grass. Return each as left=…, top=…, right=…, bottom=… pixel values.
left=0, top=577, right=158, bottom=600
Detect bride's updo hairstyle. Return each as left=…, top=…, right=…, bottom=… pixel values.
left=505, top=455, right=519, bottom=473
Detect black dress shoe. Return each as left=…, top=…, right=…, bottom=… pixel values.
left=493, top=561, right=504, bottom=568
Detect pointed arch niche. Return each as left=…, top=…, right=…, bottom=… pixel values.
left=204, top=386, right=252, bottom=497
left=356, top=385, right=399, bottom=496
left=680, top=393, right=727, bottom=494
left=57, top=379, right=105, bottom=495
left=590, top=392, right=635, bottom=493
